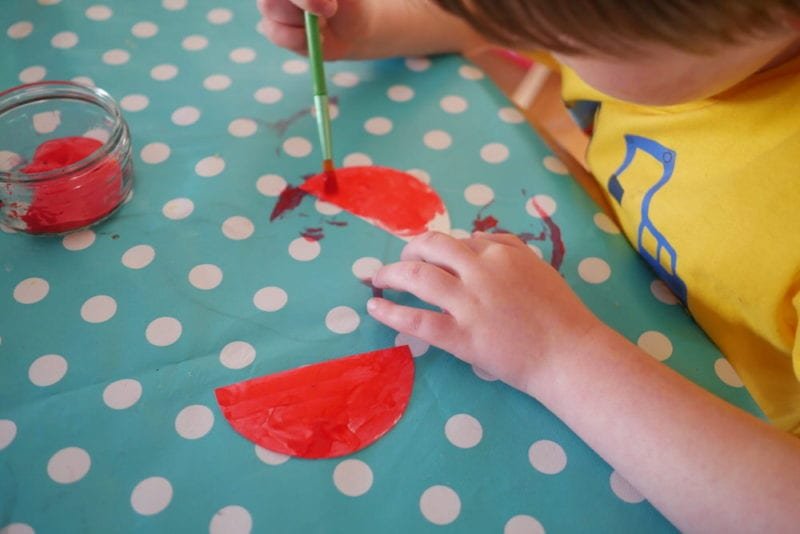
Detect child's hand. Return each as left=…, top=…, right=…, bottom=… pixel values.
left=367, top=231, right=600, bottom=394
left=258, top=0, right=373, bottom=60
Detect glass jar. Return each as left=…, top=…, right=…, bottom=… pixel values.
left=0, top=81, right=134, bottom=235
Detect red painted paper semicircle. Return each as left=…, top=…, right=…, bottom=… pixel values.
left=301, top=166, right=450, bottom=239
left=215, top=345, right=414, bottom=459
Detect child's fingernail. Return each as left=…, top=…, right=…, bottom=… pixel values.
left=367, top=298, right=379, bottom=312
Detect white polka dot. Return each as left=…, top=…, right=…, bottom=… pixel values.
left=62, top=229, right=95, bottom=251
left=219, top=341, right=256, bottom=370
left=0, top=151, right=23, bottom=172
left=445, top=414, right=483, bottom=448
left=131, top=21, right=158, bottom=38
left=175, top=405, right=214, bottom=439
left=578, top=257, right=611, bottom=284
left=543, top=155, right=568, bottom=175
left=188, top=264, right=223, bottom=290
left=171, top=106, right=200, bottom=126
left=472, top=366, right=498, bottom=381
left=39, top=0, right=62, bottom=4
left=145, top=317, right=182, bottom=347
left=209, top=505, right=252, bottom=534
left=47, top=447, right=90, bottom=484
left=395, top=332, right=429, bottom=357
left=254, top=445, right=289, bottom=465
left=333, top=459, right=373, bottom=497
left=102, top=49, right=130, bottom=65
left=50, top=31, right=78, bottom=49
left=419, top=485, right=460, bottom=525
left=86, top=5, right=113, bottom=21
left=505, top=515, right=545, bottom=534
left=464, top=184, right=494, bottom=206
left=0, top=524, right=35, bottom=534
left=29, top=354, right=68, bottom=387
left=459, top=64, right=484, bottom=80
left=122, top=244, right=155, bottom=269
left=120, top=94, right=149, bottom=112
left=593, top=212, right=620, bottom=234
left=651, top=280, right=679, bottom=305
left=424, top=130, right=452, bottom=150
left=343, top=153, right=372, bottom=167
left=229, top=47, right=256, bottom=63
left=162, top=198, right=194, bottom=220
left=325, top=306, right=360, bottom=334
left=32, top=111, right=61, bottom=134
left=72, top=76, right=94, bottom=86
left=182, top=34, right=208, bottom=51
left=204, top=74, right=231, bottom=91
left=282, top=59, right=307, bottom=74
left=364, top=117, right=392, bottom=136
left=331, top=71, right=359, bottom=87
left=407, top=168, right=431, bottom=184
left=103, top=379, right=142, bottom=410
left=83, top=128, right=109, bottom=143
left=387, top=85, right=414, bottom=102
left=253, top=287, right=287, bottom=312
left=228, top=118, right=257, bottom=138
left=140, top=142, right=170, bottom=164
left=283, top=137, right=312, bottom=158
left=19, top=65, right=46, bottom=83
left=314, top=200, right=342, bottom=215
left=162, top=0, right=186, bottom=10
left=207, top=8, right=233, bottom=24
left=481, top=143, right=509, bottom=164
left=81, top=295, right=117, bottom=323
left=440, top=95, right=468, bottom=114
left=150, top=64, right=178, bottom=81
left=256, top=174, right=286, bottom=196
left=7, top=21, right=33, bottom=40
left=13, top=277, right=49, bottom=304
left=254, top=86, right=282, bottom=104
left=526, top=195, right=557, bottom=218
left=0, top=420, right=18, bottom=450
left=195, top=156, right=225, bottom=177
left=405, top=57, right=431, bottom=72
left=528, top=439, right=567, bottom=474
left=715, top=358, right=744, bottom=387
left=288, top=237, right=321, bottom=262
left=222, top=216, right=254, bottom=240
left=498, top=107, right=525, bottom=124
left=609, top=471, right=645, bottom=504
left=352, top=257, right=382, bottom=280
left=131, top=477, right=173, bottom=515
left=637, top=331, right=673, bottom=361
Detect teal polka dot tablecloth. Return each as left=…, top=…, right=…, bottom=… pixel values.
left=1, top=1, right=761, bottom=533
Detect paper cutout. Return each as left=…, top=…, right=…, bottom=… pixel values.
left=215, top=345, right=414, bottom=459
left=300, top=166, right=450, bottom=239
left=15, top=137, right=122, bottom=234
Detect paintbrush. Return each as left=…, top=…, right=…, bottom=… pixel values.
left=304, top=12, right=337, bottom=194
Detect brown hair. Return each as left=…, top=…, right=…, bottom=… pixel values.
left=431, top=0, right=800, bottom=55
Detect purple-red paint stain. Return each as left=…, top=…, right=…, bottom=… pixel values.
left=268, top=96, right=339, bottom=136
left=530, top=198, right=565, bottom=270
left=270, top=184, right=309, bottom=221
left=301, top=227, right=324, bottom=241
left=360, top=279, right=384, bottom=299
left=473, top=214, right=499, bottom=232
left=326, top=220, right=347, bottom=227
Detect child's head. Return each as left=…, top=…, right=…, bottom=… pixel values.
left=433, top=0, right=800, bottom=105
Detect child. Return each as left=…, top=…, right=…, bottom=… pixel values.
left=261, top=0, right=800, bottom=529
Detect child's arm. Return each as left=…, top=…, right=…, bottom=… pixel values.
left=368, top=231, right=800, bottom=532
left=259, top=0, right=486, bottom=60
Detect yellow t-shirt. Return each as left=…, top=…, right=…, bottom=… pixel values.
left=559, top=56, right=800, bottom=433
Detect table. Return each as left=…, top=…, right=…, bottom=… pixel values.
left=0, top=1, right=762, bottom=532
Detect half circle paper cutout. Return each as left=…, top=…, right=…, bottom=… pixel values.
left=215, top=345, right=414, bottom=459
left=301, top=166, right=450, bottom=239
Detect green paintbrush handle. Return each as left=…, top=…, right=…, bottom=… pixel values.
left=304, top=12, right=333, bottom=162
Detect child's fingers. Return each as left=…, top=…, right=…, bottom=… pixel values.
left=400, top=231, right=476, bottom=276
left=473, top=231, right=527, bottom=248
left=262, top=19, right=308, bottom=54
left=260, top=0, right=305, bottom=26
left=372, top=261, right=463, bottom=311
left=367, top=298, right=462, bottom=354
left=290, top=0, right=337, bottom=18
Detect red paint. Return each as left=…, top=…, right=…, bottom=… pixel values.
left=322, top=158, right=338, bottom=195
left=270, top=184, right=309, bottom=221
left=301, top=166, right=445, bottom=238
left=531, top=199, right=565, bottom=270
left=18, top=137, right=122, bottom=234
left=472, top=214, right=499, bottom=232
left=215, top=346, right=414, bottom=459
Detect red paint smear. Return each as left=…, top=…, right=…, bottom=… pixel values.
left=472, top=214, right=499, bottom=232
left=301, top=166, right=445, bottom=237
left=214, top=345, right=414, bottom=459
left=531, top=199, right=565, bottom=270
left=270, top=184, right=309, bottom=221
left=18, top=137, right=122, bottom=234
left=322, top=158, right=338, bottom=195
